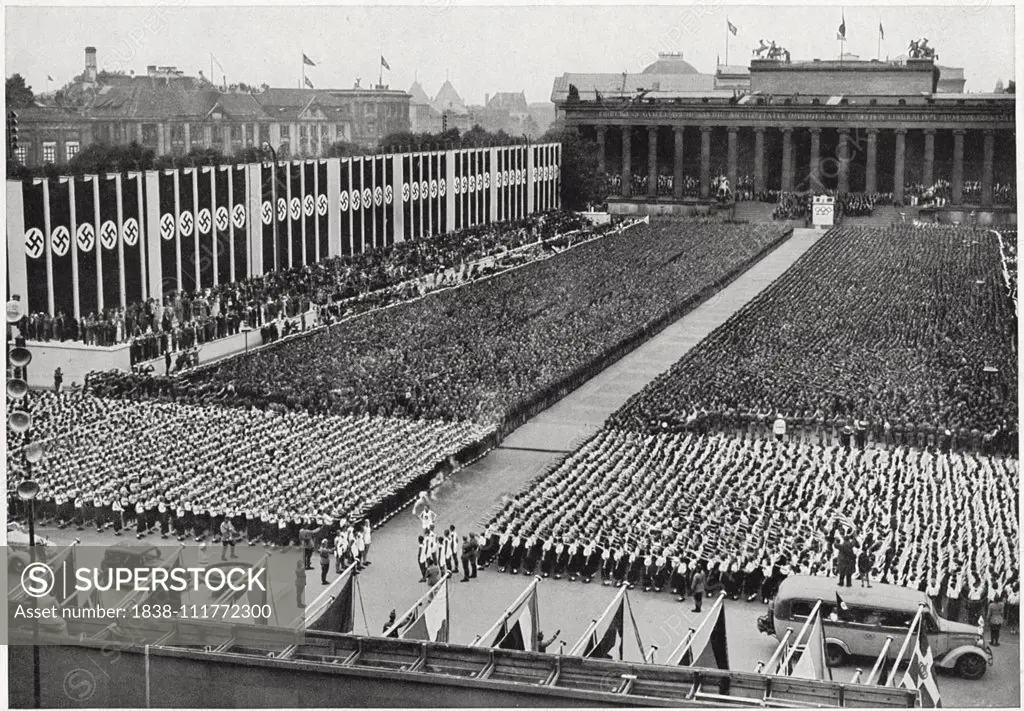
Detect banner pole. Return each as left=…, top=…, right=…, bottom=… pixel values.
left=779, top=599, right=822, bottom=674
left=885, top=605, right=925, bottom=686
left=471, top=576, right=540, bottom=647
left=665, top=591, right=726, bottom=665
left=383, top=572, right=450, bottom=638
left=568, top=585, right=626, bottom=656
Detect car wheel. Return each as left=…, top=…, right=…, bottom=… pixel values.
left=955, top=654, right=987, bottom=680
left=825, top=643, right=848, bottom=667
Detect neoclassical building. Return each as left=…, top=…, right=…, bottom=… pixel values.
left=552, top=53, right=1015, bottom=209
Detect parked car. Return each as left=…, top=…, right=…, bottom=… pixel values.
left=760, top=575, right=993, bottom=679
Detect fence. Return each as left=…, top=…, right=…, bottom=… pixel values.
left=6, top=143, right=562, bottom=319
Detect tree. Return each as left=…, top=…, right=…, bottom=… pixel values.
left=6, top=74, right=35, bottom=108
left=67, top=141, right=157, bottom=174
left=326, top=140, right=366, bottom=158
left=540, top=128, right=603, bottom=210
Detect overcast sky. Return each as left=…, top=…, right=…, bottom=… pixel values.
left=5, top=2, right=1016, bottom=106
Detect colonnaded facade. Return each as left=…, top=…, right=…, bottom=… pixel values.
left=552, top=55, right=1015, bottom=207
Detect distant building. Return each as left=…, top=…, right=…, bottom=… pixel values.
left=13, top=46, right=411, bottom=167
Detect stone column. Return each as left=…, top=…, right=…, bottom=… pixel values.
left=647, top=126, right=659, bottom=198
left=865, top=129, right=878, bottom=194
left=136, top=122, right=144, bottom=143
left=699, top=126, right=712, bottom=199
left=893, top=129, right=906, bottom=205
left=809, top=128, right=821, bottom=189
left=923, top=129, right=935, bottom=187
left=270, top=123, right=281, bottom=150
left=952, top=129, right=965, bottom=204
left=157, top=123, right=166, bottom=156
left=183, top=123, right=191, bottom=152
left=203, top=125, right=213, bottom=149
left=673, top=127, right=685, bottom=199
left=621, top=125, right=632, bottom=198
left=596, top=125, right=607, bottom=176
left=781, top=128, right=794, bottom=192
left=837, top=128, right=850, bottom=194
left=222, top=126, right=231, bottom=154
left=727, top=127, right=738, bottom=191
left=981, top=129, right=995, bottom=207
left=753, top=127, right=765, bottom=194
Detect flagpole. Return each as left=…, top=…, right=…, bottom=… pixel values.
left=885, top=605, right=926, bottom=686
left=383, top=572, right=451, bottom=638
left=567, top=586, right=627, bottom=656
left=725, top=20, right=729, bottom=66
left=471, top=575, right=541, bottom=647
left=665, top=592, right=727, bottom=665
left=779, top=599, right=822, bottom=674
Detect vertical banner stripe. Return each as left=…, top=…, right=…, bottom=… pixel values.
left=120, top=174, right=142, bottom=306
left=22, top=180, right=48, bottom=316
left=98, top=175, right=121, bottom=309
left=230, top=165, right=248, bottom=282
left=339, top=158, right=352, bottom=256
left=75, top=177, right=98, bottom=318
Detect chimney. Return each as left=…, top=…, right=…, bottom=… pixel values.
left=85, top=46, right=98, bottom=82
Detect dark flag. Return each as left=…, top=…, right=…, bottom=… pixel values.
left=837, top=12, right=847, bottom=40
left=583, top=597, right=624, bottom=660
left=835, top=592, right=853, bottom=621
left=680, top=603, right=730, bottom=670
left=485, top=587, right=539, bottom=652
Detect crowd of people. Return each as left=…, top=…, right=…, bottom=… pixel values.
left=179, top=221, right=787, bottom=423
left=5, top=389, right=493, bottom=539
left=602, top=174, right=763, bottom=201
left=18, top=212, right=592, bottom=361
left=480, top=428, right=1019, bottom=618
left=769, top=191, right=893, bottom=220
left=611, top=225, right=1017, bottom=451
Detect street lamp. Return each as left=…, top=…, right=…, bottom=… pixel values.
left=260, top=141, right=279, bottom=272
left=17, top=479, right=41, bottom=708
left=9, top=296, right=41, bottom=707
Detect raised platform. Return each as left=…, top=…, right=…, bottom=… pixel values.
left=607, top=197, right=733, bottom=217
left=916, top=205, right=1017, bottom=227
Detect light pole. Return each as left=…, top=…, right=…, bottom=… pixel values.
left=8, top=296, right=41, bottom=707
left=261, top=141, right=279, bottom=272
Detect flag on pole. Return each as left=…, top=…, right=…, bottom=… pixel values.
left=837, top=12, right=847, bottom=40
left=302, top=53, right=317, bottom=67
left=727, top=19, right=738, bottom=36
left=47, top=74, right=54, bottom=81
left=494, top=587, right=539, bottom=651
left=393, top=576, right=450, bottom=643
left=790, top=607, right=829, bottom=680
left=879, top=21, right=885, bottom=40
left=835, top=591, right=853, bottom=621
left=669, top=595, right=730, bottom=669
left=475, top=580, right=541, bottom=651
left=899, top=624, right=942, bottom=707
left=381, top=55, right=391, bottom=71
left=304, top=76, right=315, bottom=89
left=570, top=589, right=626, bottom=659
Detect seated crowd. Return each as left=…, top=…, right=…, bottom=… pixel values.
left=480, top=429, right=1018, bottom=617
left=610, top=225, right=1017, bottom=452
left=178, top=221, right=787, bottom=423
left=770, top=191, right=893, bottom=220
left=17, top=212, right=591, bottom=362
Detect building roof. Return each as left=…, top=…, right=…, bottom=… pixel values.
left=408, top=81, right=432, bottom=106
left=641, top=53, right=700, bottom=75
left=716, top=65, right=750, bottom=77
left=432, top=80, right=467, bottom=114
left=551, top=72, right=714, bottom=102
left=486, top=91, right=528, bottom=113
